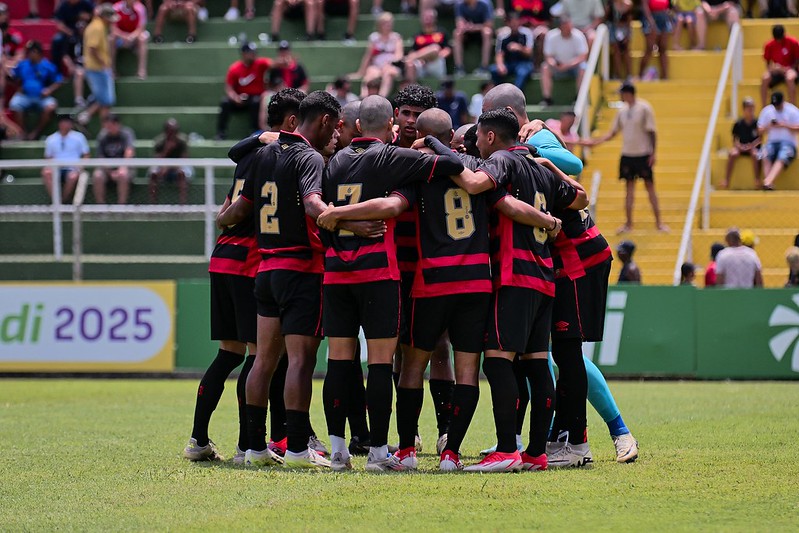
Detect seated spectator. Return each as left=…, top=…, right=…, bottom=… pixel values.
left=372, top=0, right=417, bottom=15
left=673, top=0, right=706, bottom=50
left=785, top=246, right=799, bottom=287
left=153, top=0, right=199, bottom=44
left=351, top=13, right=403, bottom=98
left=224, top=0, right=256, bottom=20
left=0, top=2, right=24, bottom=106
left=216, top=42, right=271, bottom=140
left=51, top=0, right=94, bottom=70
left=758, top=91, right=799, bottom=190
left=450, top=122, right=474, bottom=151
left=405, top=9, right=451, bottom=84
left=608, top=0, right=633, bottom=80
left=680, top=262, right=697, bottom=285
left=761, top=25, right=799, bottom=108
left=540, top=17, right=588, bottom=106
left=755, top=0, right=796, bottom=17
left=271, top=0, right=315, bottom=42
left=559, top=0, right=605, bottom=47
left=273, top=41, right=310, bottom=93
left=639, top=0, right=673, bottom=81
left=149, top=119, right=191, bottom=204
left=112, top=0, right=149, bottom=80
left=436, top=78, right=469, bottom=129
left=490, top=12, right=534, bottom=90
left=509, top=0, right=550, bottom=37
left=8, top=41, right=62, bottom=140
left=93, top=114, right=135, bottom=204
left=327, top=77, right=359, bottom=107
left=701, top=0, right=739, bottom=31
left=616, top=240, right=641, bottom=283
left=82, top=4, right=119, bottom=125
left=468, top=80, right=494, bottom=121
left=723, top=97, right=761, bottom=189
left=453, top=0, right=494, bottom=76
left=42, top=115, right=90, bottom=203
left=545, top=110, right=578, bottom=152
left=716, top=227, right=763, bottom=288
left=313, top=0, right=361, bottom=42
left=61, top=20, right=88, bottom=110
left=704, top=242, right=725, bottom=287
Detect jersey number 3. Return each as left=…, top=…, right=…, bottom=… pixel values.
left=444, top=188, right=475, bottom=240
left=260, top=181, right=279, bottom=234
left=336, top=184, right=362, bottom=237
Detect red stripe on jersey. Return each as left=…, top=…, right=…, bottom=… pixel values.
left=259, top=256, right=323, bottom=273
left=325, top=242, right=385, bottom=261
left=508, top=274, right=555, bottom=296
left=511, top=248, right=554, bottom=269
left=323, top=266, right=398, bottom=284
left=217, top=234, right=255, bottom=247
left=413, top=279, right=492, bottom=298
left=420, top=253, right=490, bottom=269
left=209, top=256, right=257, bottom=277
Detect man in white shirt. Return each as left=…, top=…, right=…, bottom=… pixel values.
left=757, top=91, right=799, bottom=190
left=42, top=115, right=90, bottom=203
left=559, top=0, right=605, bottom=47
left=716, top=228, right=764, bottom=288
left=540, top=17, right=588, bottom=107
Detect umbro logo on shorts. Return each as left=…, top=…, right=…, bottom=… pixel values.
left=555, top=321, right=570, bottom=332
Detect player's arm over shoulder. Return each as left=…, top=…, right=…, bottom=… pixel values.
left=299, top=150, right=327, bottom=219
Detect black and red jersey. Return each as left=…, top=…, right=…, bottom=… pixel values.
left=483, top=146, right=577, bottom=296
left=240, top=131, right=325, bottom=273
left=551, top=208, right=612, bottom=280
left=390, top=137, right=419, bottom=276
left=412, top=29, right=450, bottom=51
left=322, top=137, right=465, bottom=285
left=412, top=152, right=490, bottom=298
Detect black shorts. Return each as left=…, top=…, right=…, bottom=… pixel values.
left=323, top=280, right=401, bottom=339
left=399, top=272, right=414, bottom=342
left=210, top=272, right=257, bottom=343
left=486, top=286, right=553, bottom=354
left=255, top=270, right=323, bottom=337
left=619, top=155, right=653, bottom=182
left=551, top=259, right=611, bottom=342
left=408, top=293, right=490, bottom=353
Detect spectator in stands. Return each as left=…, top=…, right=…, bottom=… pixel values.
left=540, top=17, right=588, bottom=107
left=545, top=110, right=578, bottom=152
left=351, top=13, right=403, bottom=98
left=608, top=0, right=633, bottom=80
left=112, top=0, right=149, bottom=80
left=639, top=0, right=673, bottom=81
left=93, top=114, right=135, bottom=204
left=60, top=19, right=88, bottom=112
left=313, top=0, right=361, bottom=42
left=42, top=115, right=90, bottom=203
left=468, top=80, right=493, bottom=121
left=224, top=0, right=256, bottom=20
left=490, top=12, right=534, bottom=90
left=616, top=240, right=641, bottom=284
left=149, top=118, right=190, bottom=204
left=701, top=0, right=739, bottom=32
left=453, top=0, right=494, bottom=77
left=673, top=0, right=706, bottom=50
left=436, top=78, right=469, bottom=129
left=405, top=9, right=452, bottom=84
left=82, top=4, right=118, bottom=125
left=508, top=0, right=550, bottom=45
left=758, top=91, right=799, bottom=190
left=450, top=122, right=474, bottom=151
left=716, top=227, right=763, bottom=288
left=51, top=0, right=94, bottom=70
left=216, top=42, right=271, bottom=140
left=761, top=25, right=799, bottom=108
left=270, top=0, right=315, bottom=42
left=723, top=97, right=761, bottom=189
left=756, top=0, right=796, bottom=17
left=584, top=82, right=667, bottom=233
left=8, top=41, right=62, bottom=141
left=153, top=0, right=199, bottom=44
left=560, top=0, right=605, bottom=48
left=704, top=242, right=725, bottom=287
left=0, top=4, right=24, bottom=67
left=785, top=246, right=799, bottom=287
left=680, top=262, right=697, bottom=285
left=327, top=77, right=359, bottom=107
left=740, top=228, right=758, bottom=249
left=273, top=41, right=310, bottom=93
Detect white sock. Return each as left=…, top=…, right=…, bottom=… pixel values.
left=329, top=435, right=347, bottom=456
left=515, top=434, right=523, bottom=448
left=370, top=445, right=389, bottom=459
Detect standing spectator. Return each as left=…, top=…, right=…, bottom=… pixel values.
left=680, top=262, right=697, bottom=285
left=112, top=0, right=149, bottom=80
left=785, top=246, right=799, bottom=287
left=272, top=41, right=310, bottom=93
left=224, top=0, right=256, bottom=20
left=758, top=91, right=799, bottom=190
left=585, top=82, right=667, bottom=233
left=608, top=0, right=633, bottom=80
left=545, top=110, right=578, bottom=152
left=468, top=80, right=494, bottom=121
left=639, top=0, right=673, bottom=81
left=453, top=0, right=494, bottom=76
left=8, top=41, right=62, bottom=140
left=270, top=0, right=315, bottom=42
left=704, top=242, right=725, bottom=287
left=93, top=114, right=135, bottom=204
left=701, top=0, right=739, bottom=31
left=42, top=115, right=90, bottom=203
left=716, top=228, right=763, bottom=288
left=436, top=78, right=469, bottom=129
left=540, top=17, right=588, bottom=107
left=351, top=13, right=403, bottom=98
left=616, top=240, right=641, bottom=284
left=149, top=119, right=191, bottom=204
left=82, top=4, right=119, bottom=125
left=327, top=77, right=359, bottom=107
left=489, top=12, right=534, bottom=90
left=761, top=25, right=799, bottom=108
left=560, top=0, right=605, bottom=47
left=51, top=0, right=94, bottom=70
left=673, top=0, right=706, bottom=50
left=152, top=0, right=199, bottom=44
left=404, top=9, right=452, bottom=84
left=313, top=0, right=361, bottom=42
left=723, top=97, right=761, bottom=189
left=216, top=42, right=271, bottom=140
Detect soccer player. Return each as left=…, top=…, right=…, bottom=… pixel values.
left=315, top=95, right=465, bottom=472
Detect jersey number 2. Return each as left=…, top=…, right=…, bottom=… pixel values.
left=260, top=181, right=279, bottom=234
left=444, top=188, right=475, bottom=240
left=336, top=184, right=362, bottom=237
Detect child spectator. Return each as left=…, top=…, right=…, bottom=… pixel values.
left=540, top=17, right=588, bottom=106
left=608, top=0, right=633, bottom=80
left=453, top=0, right=494, bottom=76
left=761, top=24, right=799, bottom=108
left=757, top=91, right=799, bottom=190
left=680, top=262, right=697, bottom=285
left=351, top=13, right=403, bottom=97
left=42, top=115, right=90, bottom=203
left=404, top=9, right=452, bottom=84
left=723, top=97, right=761, bottom=189
left=112, top=0, right=149, bottom=80
left=639, top=0, right=673, bottom=81
left=216, top=42, right=272, bottom=140
left=617, top=240, right=641, bottom=284
left=149, top=118, right=191, bottom=204
left=152, top=0, right=199, bottom=44
left=704, top=242, right=725, bottom=287
left=93, top=114, right=136, bottom=204
left=490, top=12, right=534, bottom=90
left=672, top=0, right=706, bottom=50
left=8, top=41, right=62, bottom=140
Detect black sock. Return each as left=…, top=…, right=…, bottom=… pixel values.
left=286, top=409, right=311, bottom=453
left=513, top=356, right=529, bottom=436
left=521, top=359, right=555, bottom=457
left=446, top=384, right=479, bottom=455
left=323, top=359, right=351, bottom=439
left=269, top=353, right=288, bottom=442
left=191, top=349, right=244, bottom=446
left=246, top=404, right=268, bottom=452
left=237, top=354, right=255, bottom=451
left=428, top=379, right=455, bottom=437
left=366, top=364, right=394, bottom=447
left=347, top=359, right=370, bottom=440
left=551, top=338, right=587, bottom=445
left=396, top=387, right=424, bottom=449
left=482, top=357, right=519, bottom=454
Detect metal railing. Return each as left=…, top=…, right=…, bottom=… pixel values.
left=573, top=23, right=610, bottom=142
left=672, top=23, right=743, bottom=286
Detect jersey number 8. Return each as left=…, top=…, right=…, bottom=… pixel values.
left=260, top=181, right=279, bottom=234
left=533, top=192, right=547, bottom=244
left=444, top=187, right=475, bottom=240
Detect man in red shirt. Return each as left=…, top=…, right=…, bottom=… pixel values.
left=111, top=0, right=149, bottom=80
left=216, top=42, right=272, bottom=140
left=762, top=24, right=799, bottom=107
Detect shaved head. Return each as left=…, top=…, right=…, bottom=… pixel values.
left=358, top=95, right=394, bottom=133
left=342, top=100, right=361, bottom=128
left=454, top=123, right=474, bottom=139
left=482, top=83, right=528, bottom=124
left=416, top=108, right=453, bottom=144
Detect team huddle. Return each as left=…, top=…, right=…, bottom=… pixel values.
left=183, top=82, right=639, bottom=473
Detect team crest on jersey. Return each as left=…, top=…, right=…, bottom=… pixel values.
left=354, top=147, right=366, bottom=153
left=281, top=143, right=289, bottom=149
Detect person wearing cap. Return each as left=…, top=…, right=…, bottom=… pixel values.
left=540, top=17, right=588, bottom=107
left=216, top=42, right=272, bottom=140
left=8, top=41, right=63, bottom=141
left=584, top=81, right=667, bottom=234
left=149, top=119, right=191, bottom=204
left=757, top=90, right=799, bottom=190
left=740, top=229, right=758, bottom=249
left=715, top=227, right=763, bottom=288
left=93, top=114, right=136, bottom=204
left=761, top=25, right=799, bottom=108
left=723, top=97, right=761, bottom=189
left=616, top=240, right=641, bottom=284
left=82, top=4, right=119, bottom=125
left=704, top=242, right=725, bottom=287
left=272, top=41, right=309, bottom=93
left=152, top=0, right=199, bottom=45
left=436, top=78, right=469, bottom=129
left=42, top=115, right=90, bottom=203
left=111, top=0, right=150, bottom=80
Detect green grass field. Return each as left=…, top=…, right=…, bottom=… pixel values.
left=2, top=379, right=798, bottom=531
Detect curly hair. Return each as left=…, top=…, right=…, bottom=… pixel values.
left=393, top=84, right=438, bottom=111
left=267, top=88, right=306, bottom=128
